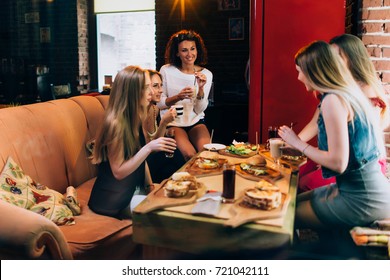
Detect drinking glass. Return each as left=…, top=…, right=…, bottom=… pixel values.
left=165, top=129, right=175, bottom=158
left=266, top=126, right=278, bottom=150
left=269, top=138, right=284, bottom=168
left=190, top=86, right=197, bottom=104
left=222, top=163, right=236, bottom=203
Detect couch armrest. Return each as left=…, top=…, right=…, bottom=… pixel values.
left=0, top=200, right=73, bottom=259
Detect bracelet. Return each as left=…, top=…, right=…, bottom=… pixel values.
left=302, top=144, right=310, bottom=155
left=196, top=95, right=204, bottom=100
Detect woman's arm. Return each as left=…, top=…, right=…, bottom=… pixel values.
left=279, top=94, right=350, bottom=174
left=152, top=108, right=176, bottom=140
left=144, top=162, right=153, bottom=186
left=108, top=137, right=177, bottom=180
left=298, top=107, right=320, bottom=142
left=157, top=66, right=191, bottom=108
left=193, top=70, right=213, bottom=114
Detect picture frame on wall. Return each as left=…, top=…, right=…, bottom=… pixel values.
left=229, top=18, right=244, bottom=40
left=40, top=27, right=51, bottom=43
left=218, top=0, right=240, bottom=11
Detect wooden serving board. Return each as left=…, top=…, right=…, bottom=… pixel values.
left=133, top=180, right=206, bottom=214
left=224, top=193, right=289, bottom=228
left=261, top=150, right=306, bottom=171
left=280, top=155, right=306, bottom=170
left=218, top=149, right=257, bottom=158
left=235, top=164, right=283, bottom=182
left=185, top=157, right=227, bottom=177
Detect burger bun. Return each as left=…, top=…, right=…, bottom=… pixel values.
left=246, top=155, right=266, bottom=167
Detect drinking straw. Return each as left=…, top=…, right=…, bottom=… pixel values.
left=210, top=129, right=214, bottom=144
left=290, top=122, right=297, bottom=129
left=194, top=68, right=197, bottom=85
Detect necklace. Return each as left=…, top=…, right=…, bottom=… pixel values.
left=146, top=105, right=158, bottom=138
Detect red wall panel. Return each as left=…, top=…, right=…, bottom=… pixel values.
left=249, top=0, right=346, bottom=143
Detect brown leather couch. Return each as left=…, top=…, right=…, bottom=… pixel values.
left=0, top=95, right=139, bottom=259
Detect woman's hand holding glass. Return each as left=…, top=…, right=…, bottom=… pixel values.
left=178, top=86, right=196, bottom=101
left=147, top=136, right=176, bottom=154
left=160, top=107, right=176, bottom=126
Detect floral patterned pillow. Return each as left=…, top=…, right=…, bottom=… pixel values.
left=0, top=157, right=35, bottom=209
left=0, top=157, right=75, bottom=225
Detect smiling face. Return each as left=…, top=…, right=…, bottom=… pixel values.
left=295, top=65, right=314, bottom=92
left=177, top=40, right=197, bottom=67
left=150, top=73, right=163, bottom=103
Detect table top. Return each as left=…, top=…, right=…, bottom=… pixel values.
left=132, top=149, right=299, bottom=257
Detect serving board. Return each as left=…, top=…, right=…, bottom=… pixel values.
left=224, top=192, right=289, bottom=228
left=133, top=180, right=206, bottom=214
left=235, top=164, right=283, bottom=182
left=261, top=150, right=306, bottom=171
left=185, top=157, right=227, bottom=177
left=218, top=149, right=257, bottom=158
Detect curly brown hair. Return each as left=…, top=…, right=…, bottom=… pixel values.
left=164, top=29, right=208, bottom=68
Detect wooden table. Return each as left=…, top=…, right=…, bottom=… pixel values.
left=132, top=150, right=299, bottom=259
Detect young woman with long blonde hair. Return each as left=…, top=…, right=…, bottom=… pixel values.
left=298, top=34, right=389, bottom=192
left=88, top=66, right=177, bottom=217
left=279, top=41, right=390, bottom=228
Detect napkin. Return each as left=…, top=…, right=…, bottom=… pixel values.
left=191, top=191, right=222, bottom=216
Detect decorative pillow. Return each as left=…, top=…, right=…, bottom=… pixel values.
left=29, top=187, right=75, bottom=226
left=0, top=157, right=75, bottom=225
left=0, top=157, right=35, bottom=209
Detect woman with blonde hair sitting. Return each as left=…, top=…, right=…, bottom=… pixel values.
left=279, top=41, right=390, bottom=229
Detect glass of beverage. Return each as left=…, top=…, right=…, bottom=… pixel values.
left=222, top=163, right=236, bottom=203
left=183, top=102, right=193, bottom=123
left=266, top=126, right=278, bottom=150
left=269, top=138, right=284, bottom=168
left=190, top=85, right=197, bottom=104
left=165, top=129, right=175, bottom=158
left=171, top=104, right=184, bottom=122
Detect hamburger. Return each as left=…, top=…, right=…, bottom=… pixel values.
left=164, top=172, right=198, bottom=198
left=171, top=172, right=197, bottom=190
left=242, top=180, right=281, bottom=210
left=240, top=155, right=267, bottom=176
left=196, top=151, right=220, bottom=169
left=164, top=180, right=191, bottom=198
left=246, top=155, right=266, bottom=167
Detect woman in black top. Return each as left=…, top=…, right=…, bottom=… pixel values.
left=88, top=66, right=177, bottom=217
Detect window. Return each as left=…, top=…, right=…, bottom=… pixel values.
left=95, top=0, right=156, bottom=90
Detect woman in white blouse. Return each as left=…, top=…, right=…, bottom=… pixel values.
left=157, top=30, right=213, bottom=161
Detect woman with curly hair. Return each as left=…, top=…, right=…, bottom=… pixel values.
left=157, top=30, right=213, bottom=161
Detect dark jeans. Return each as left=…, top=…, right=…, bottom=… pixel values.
left=147, top=149, right=186, bottom=183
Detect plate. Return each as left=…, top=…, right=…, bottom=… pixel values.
left=203, top=143, right=226, bottom=151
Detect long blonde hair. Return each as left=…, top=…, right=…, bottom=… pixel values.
left=92, top=66, right=147, bottom=164
left=295, top=41, right=384, bottom=153
left=330, top=34, right=389, bottom=128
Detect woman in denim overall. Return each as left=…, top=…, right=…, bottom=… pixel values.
left=279, top=41, right=390, bottom=229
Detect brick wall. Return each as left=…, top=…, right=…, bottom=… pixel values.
left=359, top=0, right=390, bottom=173
left=360, top=0, right=390, bottom=94
left=0, top=0, right=89, bottom=102
left=77, top=0, right=89, bottom=93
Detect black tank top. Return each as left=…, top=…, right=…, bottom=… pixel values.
left=88, top=127, right=146, bottom=217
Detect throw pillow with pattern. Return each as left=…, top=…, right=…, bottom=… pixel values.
left=0, top=157, right=75, bottom=225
